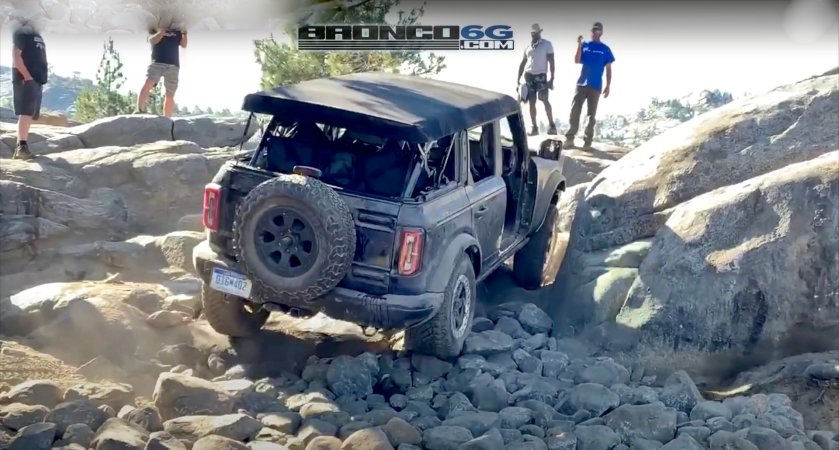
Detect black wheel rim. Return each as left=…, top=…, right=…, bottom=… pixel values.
left=450, top=275, right=471, bottom=339
left=254, top=206, right=319, bottom=277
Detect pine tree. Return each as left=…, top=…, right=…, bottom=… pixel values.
left=74, top=37, right=134, bottom=122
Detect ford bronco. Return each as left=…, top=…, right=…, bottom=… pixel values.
left=193, top=72, right=566, bottom=358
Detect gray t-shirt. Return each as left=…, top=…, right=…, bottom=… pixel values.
left=523, top=39, right=553, bottom=75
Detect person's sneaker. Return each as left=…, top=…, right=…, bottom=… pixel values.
left=583, top=139, right=593, bottom=149
left=547, top=125, right=558, bottom=135
left=564, top=135, right=575, bottom=148
left=132, top=108, right=146, bottom=115
left=528, top=126, right=539, bottom=136
left=12, top=142, right=33, bottom=160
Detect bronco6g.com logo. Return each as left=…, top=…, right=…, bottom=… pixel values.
left=297, top=24, right=515, bottom=51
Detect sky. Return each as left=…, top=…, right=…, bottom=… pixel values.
left=1, top=0, right=837, bottom=121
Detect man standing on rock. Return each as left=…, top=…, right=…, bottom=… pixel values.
left=135, top=24, right=188, bottom=117
left=10, top=21, right=48, bottom=160
left=517, top=23, right=556, bottom=136
left=565, top=21, right=615, bottom=149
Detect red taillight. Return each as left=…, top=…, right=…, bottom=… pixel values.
left=397, top=228, right=424, bottom=276
left=202, top=183, right=221, bottom=231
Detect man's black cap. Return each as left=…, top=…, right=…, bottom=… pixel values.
left=592, top=22, right=603, bottom=31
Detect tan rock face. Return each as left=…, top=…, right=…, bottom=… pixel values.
left=549, top=71, right=839, bottom=373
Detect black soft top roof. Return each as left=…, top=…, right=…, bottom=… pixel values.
left=242, top=72, right=520, bottom=142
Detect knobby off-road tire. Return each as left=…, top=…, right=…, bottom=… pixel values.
left=405, top=253, right=476, bottom=359
left=513, top=202, right=559, bottom=290
left=202, top=283, right=269, bottom=337
left=233, top=175, right=356, bottom=303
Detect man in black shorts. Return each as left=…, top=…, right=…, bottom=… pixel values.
left=135, top=24, right=188, bottom=117
left=11, top=22, right=49, bottom=160
left=517, top=23, right=556, bottom=136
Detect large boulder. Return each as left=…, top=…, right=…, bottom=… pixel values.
left=549, top=71, right=839, bottom=373
left=616, top=151, right=838, bottom=361
left=69, top=115, right=173, bottom=148
left=172, top=116, right=258, bottom=149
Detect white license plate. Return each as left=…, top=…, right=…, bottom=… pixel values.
left=210, top=267, right=253, bottom=299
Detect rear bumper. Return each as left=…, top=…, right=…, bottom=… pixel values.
left=192, top=240, right=443, bottom=330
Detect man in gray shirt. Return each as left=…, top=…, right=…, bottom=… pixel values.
left=517, top=23, right=556, bottom=136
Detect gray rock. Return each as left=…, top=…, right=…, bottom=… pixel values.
left=46, top=400, right=110, bottom=434
left=441, top=412, right=499, bottom=438
left=709, top=430, right=759, bottom=450
left=544, top=430, right=576, bottom=450
left=466, top=376, right=509, bottom=413
left=659, top=371, right=703, bottom=413
left=521, top=334, right=548, bottom=353
left=678, top=426, right=712, bottom=444
left=605, top=403, right=677, bottom=443
left=341, top=427, right=394, bottom=449
left=295, top=419, right=339, bottom=447
left=804, top=363, right=839, bottom=381
left=471, top=318, right=495, bottom=332
left=512, top=349, right=543, bottom=374
left=706, top=416, right=737, bottom=434
left=539, top=351, right=570, bottom=379
left=519, top=424, right=545, bottom=438
left=458, top=355, right=488, bottom=371
left=509, top=377, right=560, bottom=404
left=744, top=426, right=792, bottom=450
left=458, top=427, right=505, bottom=450
left=60, top=423, right=95, bottom=448
left=145, top=431, right=188, bottom=450
left=499, top=428, right=523, bottom=444
left=8, top=422, right=56, bottom=450
left=628, top=437, right=663, bottom=450
left=192, top=434, right=250, bottom=450
left=507, top=437, right=548, bottom=450
left=575, top=359, right=630, bottom=386
left=690, top=401, right=733, bottom=421
left=561, top=383, right=619, bottom=417
left=494, top=317, right=530, bottom=340
left=90, top=417, right=149, bottom=450
left=248, top=443, right=291, bottom=450
left=262, top=412, right=302, bottom=435
left=382, top=417, right=421, bottom=447
left=0, top=380, right=62, bottom=408
left=152, top=372, right=235, bottom=421
left=660, top=434, right=704, bottom=449
left=124, top=405, right=163, bottom=432
left=326, top=356, right=375, bottom=399
left=423, top=425, right=474, bottom=450
left=464, top=331, right=515, bottom=356
left=411, top=354, right=453, bottom=380
left=574, top=425, right=620, bottom=450
left=0, top=403, right=49, bottom=431
left=610, top=384, right=658, bottom=406
left=518, top=304, right=553, bottom=335
left=498, top=407, right=532, bottom=429
left=163, top=414, right=262, bottom=443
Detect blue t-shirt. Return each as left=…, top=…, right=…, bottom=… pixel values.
left=577, top=41, right=615, bottom=91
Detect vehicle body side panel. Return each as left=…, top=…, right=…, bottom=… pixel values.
left=465, top=177, right=506, bottom=269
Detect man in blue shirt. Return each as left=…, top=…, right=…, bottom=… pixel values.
left=564, top=21, right=614, bottom=149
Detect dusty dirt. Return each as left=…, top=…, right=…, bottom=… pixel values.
left=0, top=340, right=87, bottom=392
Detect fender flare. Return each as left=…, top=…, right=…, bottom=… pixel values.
left=528, top=172, right=565, bottom=235
left=428, top=233, right=480, bottom=293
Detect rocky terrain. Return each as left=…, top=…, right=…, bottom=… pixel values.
left=0, top=69, right=837, bottom=450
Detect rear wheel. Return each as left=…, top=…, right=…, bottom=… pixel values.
left=513, top=201, right=559, bottom=290
left=202, top=283, right=269, bottom=337
left=233, top=175, right=356, bottom=303
left=405, top=254, right=476, bottom=359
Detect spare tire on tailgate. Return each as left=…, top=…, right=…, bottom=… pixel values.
left=233, top=174, right=355, bottom=302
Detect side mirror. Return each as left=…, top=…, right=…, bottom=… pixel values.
left=538, top=138, right=562, bottom=161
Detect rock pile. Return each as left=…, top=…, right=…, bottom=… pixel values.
left=3, top=301, right=838, bottom=450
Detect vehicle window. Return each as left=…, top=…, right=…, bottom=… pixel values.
left=411, top=132, right=460, bottom=198
left=468, top=124, right=494, bottom=183
left=260, top=119, right=413, bottom=199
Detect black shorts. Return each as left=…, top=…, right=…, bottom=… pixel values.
left=524, top=72, right=549, bottom=102
left=13, top=80, right=43, bottom=120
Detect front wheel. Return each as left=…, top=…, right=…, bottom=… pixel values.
left=201, top=283, right=269, bottom=337
left=513, top=202, right=559, bottom=290
left=405, top=254, right=476, bottom=359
